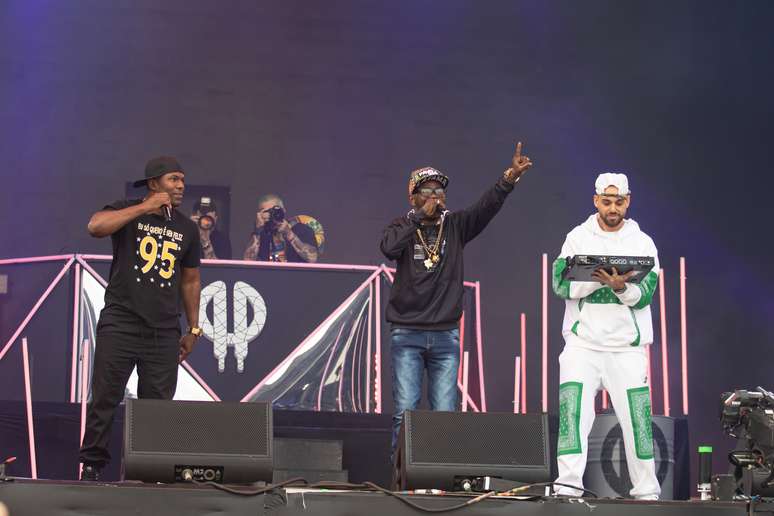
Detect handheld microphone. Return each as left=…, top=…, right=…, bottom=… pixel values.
left=163, top=206, right=172, bottom=222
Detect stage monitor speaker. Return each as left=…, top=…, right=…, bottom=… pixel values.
left=584, top=414, right=689, bottom=500
left=123, top=399, right=273, bottom=483
left=394, top=410, right=550, bottom=490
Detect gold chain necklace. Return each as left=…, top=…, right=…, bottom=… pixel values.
left=416, top=216, right=445, bottom=270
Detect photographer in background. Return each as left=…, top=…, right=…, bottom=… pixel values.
left=191, top=197, right=232, bottom=260
left=242, top=194, right=318, bottom=263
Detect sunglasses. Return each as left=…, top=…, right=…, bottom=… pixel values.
left=417, top=187, right=446, bottom=197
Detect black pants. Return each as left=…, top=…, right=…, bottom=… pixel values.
left=79, top=325, right=180, bottom=466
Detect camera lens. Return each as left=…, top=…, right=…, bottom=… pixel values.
left=270, top=206, right=285, bottom=222
left=199, top=215, right=214, bottom=230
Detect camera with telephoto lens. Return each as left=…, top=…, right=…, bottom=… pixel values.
left=197, top=197, right=215, bottom=230
left=267, top=205, right=285, bottom=223
left=255, top=205, right=286, bottom=236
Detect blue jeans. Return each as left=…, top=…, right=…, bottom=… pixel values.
left=390, top=328, right=460, bottom=459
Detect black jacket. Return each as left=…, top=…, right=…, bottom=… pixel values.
left=380, top=178, right=514, bottom=329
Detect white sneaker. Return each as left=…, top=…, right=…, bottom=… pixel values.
left=635, top=494, right=659, bottom=501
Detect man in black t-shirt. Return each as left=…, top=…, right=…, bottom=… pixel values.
left=242, top=194, right=319, bottom=263
left=380, top=142, right=534, bottom=463
left=79, top=156, right=202, bottom=481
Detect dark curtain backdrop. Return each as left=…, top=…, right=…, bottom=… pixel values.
left=1, top=0, right=773, bottom=484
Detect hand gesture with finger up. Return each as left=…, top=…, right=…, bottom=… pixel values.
left=503, top=141, right=534, bottom=184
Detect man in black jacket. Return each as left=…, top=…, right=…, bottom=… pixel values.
left=380, top=142, right=534, bottom=459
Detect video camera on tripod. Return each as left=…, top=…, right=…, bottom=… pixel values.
left=720, top=387, right=774, bottom=497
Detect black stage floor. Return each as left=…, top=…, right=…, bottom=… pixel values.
left=0, top=479, right=767, bottom=516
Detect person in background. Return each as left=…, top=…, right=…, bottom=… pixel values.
left=191, top=197, right=232, bottom=260
left=242, top=194, right=318, bottom=263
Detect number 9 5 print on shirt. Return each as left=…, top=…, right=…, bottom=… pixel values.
left=100, top=199, right=200, bottom=329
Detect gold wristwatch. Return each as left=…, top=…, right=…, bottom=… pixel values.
left=188, top=326, right=203, bottom=338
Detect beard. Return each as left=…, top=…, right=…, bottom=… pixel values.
left=167, top=190, right=183, bottom=207
left=601, top=212, right=623, bottom=228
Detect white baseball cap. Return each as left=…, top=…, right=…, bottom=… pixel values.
left=595, top=173, right=630, bottom=196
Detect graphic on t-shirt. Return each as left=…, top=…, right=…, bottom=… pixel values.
left=134, top=222, right=185, bottom=288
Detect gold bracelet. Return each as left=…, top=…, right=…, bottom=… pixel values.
left=504, top=168, right=521, bottom=183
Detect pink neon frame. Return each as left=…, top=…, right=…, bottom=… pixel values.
left=473, top=282, right=487, bottom=412
left=541, top=254, right=548, bottom=413
left=75, top=255, right=107, bottom=287
left=22, top=337, right=37, bottom=479
left=513, top=356, right=521, bottom=414
left=366, top=282, right=373, bottom=412
left=81, top=254, right=381, bottom=273
left=181, top=361, right=222, bottom=402
left=78, top=339, right=90, bottom=478
left=76, top=256, right=222, bottom=403
left=520, top=312, right=527, bottom=414
left=80, top=254, right=385, bottom=407
left=0, top=256, right=76, bottom=363
left=659, top=269, right=671, bottom=416
left=79, top=339, right=90, bottom=443
left=1, top=250, right=690, bottom=430
left=79, top=254, right=386, bottom=410
left=69, top=264, right=81, bottom=403
left=461, top=351, right=470, bottom=412
left=374, top=266, right=382, bottom=413
left=0, top=254, right=72, bottom=266
left=0, top=253, right=486, bottom=478
left=680, top=257, right=688, bottom=415
left=457, top=312, right=465, bottom=385
left=241, top=266, right=384, bottom=404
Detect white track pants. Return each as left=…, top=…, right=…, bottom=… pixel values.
left=555, top=346, right=660, bottom=499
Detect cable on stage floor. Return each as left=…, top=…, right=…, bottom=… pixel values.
left=192, top=477, right=597, bottom=513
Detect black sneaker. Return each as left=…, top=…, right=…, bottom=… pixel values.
left=80, top=464, right=101, bottom=481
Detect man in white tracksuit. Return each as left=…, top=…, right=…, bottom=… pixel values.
left=552, top=173, right=660, bottom=500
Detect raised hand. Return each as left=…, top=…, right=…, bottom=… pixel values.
left=419, top=197, right=445, bottom=218
left=504, top=141, right=534, bottom=184
left=255, top=210, right=270, bottom=231
left=142, top=192, right=172, bottom=212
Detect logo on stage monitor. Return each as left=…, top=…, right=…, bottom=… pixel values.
left=199, top=281, right=267, bottom=373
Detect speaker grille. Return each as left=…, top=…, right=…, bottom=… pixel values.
left=129, top=400, right=269, bottom=456
left=407, top=411, right=546, bottom=466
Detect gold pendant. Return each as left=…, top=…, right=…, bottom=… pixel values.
left=424, top=258, right=433, bottom=269
left=431, top=254, right=440, bottom=264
